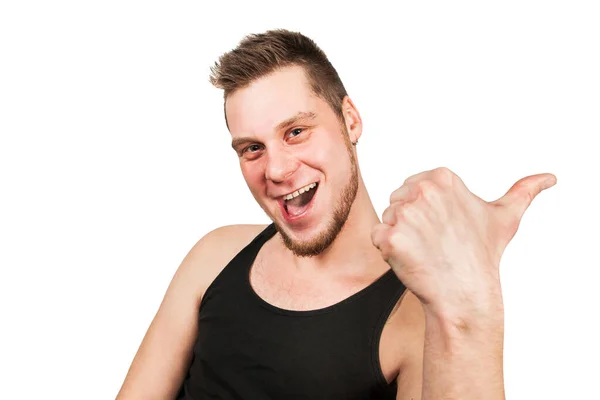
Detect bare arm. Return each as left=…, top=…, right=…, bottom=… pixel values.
left=115, top=224, right=265, bottom=400
left=374, top=169, right=554, bottom=399
left=395, top=288, right=504, bottom=400
left=421, top=290, right=505, bottom=400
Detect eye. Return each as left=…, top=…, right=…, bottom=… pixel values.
left=242, top=144, right=263, bottom=154
left=288, top=128, right=303, bottom=138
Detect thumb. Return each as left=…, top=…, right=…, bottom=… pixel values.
left=492, top=173, right=557, bottom=221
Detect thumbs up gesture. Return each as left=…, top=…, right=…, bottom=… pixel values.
left=371, top=167, right=556, bottom=317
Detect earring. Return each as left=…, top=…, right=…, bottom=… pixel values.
left=352, top=140, right=358, bottom=146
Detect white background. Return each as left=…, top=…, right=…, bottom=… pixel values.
left=1, top=1, right=598, bottom=399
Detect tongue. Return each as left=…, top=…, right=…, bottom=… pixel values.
left=286, top=189, right=315, bottom=217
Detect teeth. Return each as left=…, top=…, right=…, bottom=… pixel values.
left=283, top=182, right=317, bottom=201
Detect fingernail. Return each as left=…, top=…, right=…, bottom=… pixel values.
left=543, top=176, right=557, bottom=189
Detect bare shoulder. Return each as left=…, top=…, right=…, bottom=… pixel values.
left=115, top=223, right=268, bottom=399
left=180, top=223, right=270, bottom=304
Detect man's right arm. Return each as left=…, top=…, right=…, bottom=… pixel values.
left=115, top=224, right=267, bottom=400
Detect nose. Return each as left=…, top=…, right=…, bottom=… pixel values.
left=265, top=147, right=298, bottom=183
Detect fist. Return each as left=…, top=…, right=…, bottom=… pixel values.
left=371, top=167, right=556, bottom=315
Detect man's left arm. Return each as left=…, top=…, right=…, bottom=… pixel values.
left=372, top=167, right=556, bottom=399
left=394, top=286, right=505, bottom=400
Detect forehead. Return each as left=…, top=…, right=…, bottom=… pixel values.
left=225, top=65, right=323, bottom=137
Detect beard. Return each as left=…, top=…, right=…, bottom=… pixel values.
left=274, top=130, right=359, bottom=257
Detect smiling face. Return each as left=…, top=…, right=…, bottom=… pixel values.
left=226, top=65, right=360, bottom=257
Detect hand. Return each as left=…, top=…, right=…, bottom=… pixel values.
left=371, top=167, right=556, bottom=317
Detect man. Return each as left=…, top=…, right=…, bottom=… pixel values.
left=116, top=29, right=556, bottom=399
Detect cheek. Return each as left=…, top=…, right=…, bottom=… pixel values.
left=241, top=163, right=265, bottom=192
left=308, top=138, right=347, bottom=169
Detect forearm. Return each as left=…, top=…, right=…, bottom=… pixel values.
left=421, top=290, right=505, bottom=400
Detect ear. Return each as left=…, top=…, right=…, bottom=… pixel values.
left=341, top=96, right=363, bottom=144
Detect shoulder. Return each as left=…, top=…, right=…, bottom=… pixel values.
left=178, top=224, right=271, bottom=304
left=192, top=223, right=271, bottom=264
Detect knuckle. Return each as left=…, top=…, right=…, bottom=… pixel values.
left=390, top=185, right=414, bottom=204
left=433, top=167, right=454, bottom=186
left=371, top=224, right=387, bottom=247
left=388, top=230, right=405, bottom=248
left=524, top=189, right=534, bottom=205
left=403, top=171, right=424, bottom=185
left=416, top=180, right=437, bottom=195
left=394, top=204, right=415, bottom=222
left=403, top=177, right=414, bottom=186
left=381, top=206, right=395, bottom=225
left=394, top=210, right=406, bottom=223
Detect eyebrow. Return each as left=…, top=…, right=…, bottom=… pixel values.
left=231, top=111, right=317, bottom=149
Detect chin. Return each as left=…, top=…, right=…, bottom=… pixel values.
left=273, top=214, right=339, bottom=258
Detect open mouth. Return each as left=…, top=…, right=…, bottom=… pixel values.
left=282, top=182, right=318, bottom=219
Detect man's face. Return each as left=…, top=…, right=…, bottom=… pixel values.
left=226, top=65, right=358, bottom=257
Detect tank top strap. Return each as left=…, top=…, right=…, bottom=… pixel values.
left=200, top=223, right=277, bottom=308
left=236, top=223, right=277, bottom=267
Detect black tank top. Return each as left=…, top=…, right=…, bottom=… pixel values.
left=177, top=223, right=406, bottom=400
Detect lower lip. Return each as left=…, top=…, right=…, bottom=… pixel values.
left=278, top=185, right=318, bottom=223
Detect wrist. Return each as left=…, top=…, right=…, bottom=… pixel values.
left=422, top=285, right=505, bottom=335
left=424, top=305, right=504, bottom=340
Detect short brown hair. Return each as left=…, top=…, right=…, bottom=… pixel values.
left=209, top=29, right=348, bottom=125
